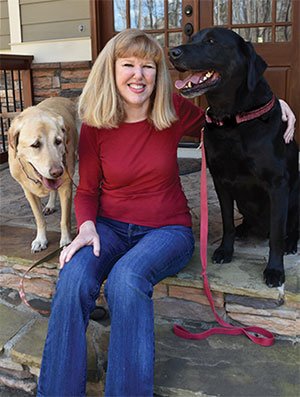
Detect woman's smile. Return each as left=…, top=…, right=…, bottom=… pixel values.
left=128, top=83, right=146, bottom=93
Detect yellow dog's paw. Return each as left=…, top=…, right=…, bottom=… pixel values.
left=31, top=238, right=48, bottom=253
left=60, top=234, right=72, bottom=248
left=43, top=206, right=57, bottom=216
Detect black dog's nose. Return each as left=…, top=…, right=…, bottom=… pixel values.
left=169, top=47, right=183, bottom=60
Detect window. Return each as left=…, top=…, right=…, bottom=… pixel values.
left=113, top=0, right=183, bottom=48
left=213, top=0, right=292, bottom=43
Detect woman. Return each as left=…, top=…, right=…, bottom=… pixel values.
left=37, top=29, right=295, bottom=397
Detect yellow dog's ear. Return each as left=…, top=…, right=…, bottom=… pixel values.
left=55, top=114, right=65, bottom=130
left=56, top=114, right=70, bottom=145
left=8, top=114, right=24, bottom=156
left=50, top=114, right=67, bottom=134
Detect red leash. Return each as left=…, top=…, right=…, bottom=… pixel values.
left=173, top=129, right=275, bottom=346
left=18, top=247, right=62, bottom=315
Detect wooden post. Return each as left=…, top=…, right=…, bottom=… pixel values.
left=22, top=69, right=33, bottom=108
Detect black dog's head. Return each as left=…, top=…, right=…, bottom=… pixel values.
left=169, top=27, right=267, bottom=99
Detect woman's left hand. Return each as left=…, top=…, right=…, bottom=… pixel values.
left=279, top=99, right=296, bottom=143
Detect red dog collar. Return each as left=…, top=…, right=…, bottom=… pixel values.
left=205, top=94, right=276, bottom=126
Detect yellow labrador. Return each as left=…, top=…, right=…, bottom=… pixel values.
left=8, top=97, right=78, bottom=252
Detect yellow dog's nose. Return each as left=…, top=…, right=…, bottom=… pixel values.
left=49, top=165, right=64, bottom=178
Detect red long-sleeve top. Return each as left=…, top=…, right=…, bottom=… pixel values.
left=74, top=93, right=205, bottom=228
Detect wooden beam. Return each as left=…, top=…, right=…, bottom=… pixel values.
left=0, top=54, right=34, bottom=70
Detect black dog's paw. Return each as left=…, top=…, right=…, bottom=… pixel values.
left=212, top=248, right=233, bottom=264
left=263, top=268, right=285, bottom=288
left=284, top=237, right=298, bottom=255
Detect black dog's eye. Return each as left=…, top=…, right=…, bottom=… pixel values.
left=207, top=38, right=215, bottom=44
left=31, top=141, right=41, bottom=149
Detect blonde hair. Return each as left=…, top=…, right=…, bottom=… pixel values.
left=78, top=29, right=177, bottom=130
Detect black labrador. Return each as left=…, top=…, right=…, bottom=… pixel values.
left=169, top=27, right=299, bottom=288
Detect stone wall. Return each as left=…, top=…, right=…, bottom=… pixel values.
left=1, top=253, right=299, bottom=338
left=31, top=61, right=92, bottom=104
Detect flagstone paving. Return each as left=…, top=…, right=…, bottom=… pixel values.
left=0, top=300, right=299, bottom=396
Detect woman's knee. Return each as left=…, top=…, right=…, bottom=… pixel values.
left=104, top=267, right=153, bottom=308
left=56, top=246, right=101, bottom=304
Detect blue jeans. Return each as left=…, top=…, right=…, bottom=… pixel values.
left=37, top=217, right=194, bottom=397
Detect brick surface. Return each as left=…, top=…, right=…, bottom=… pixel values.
left=31, top=63, right=60, bottom=69
left=32, top=70, right=56, bottom=78
left=61, top=82, right=85, bottom=90
left=29, top=61, right=92, bottom=102
left=61, top=61, right=91, bottom=69
left=60, top=69, right=90, bottom=79
left=33, top=77, right=53, bottom=90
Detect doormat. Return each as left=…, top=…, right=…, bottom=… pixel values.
left=178, top=158, right=201, bottom=175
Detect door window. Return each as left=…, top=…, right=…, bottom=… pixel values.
left=213, top=0, right=292, bottom=43
left=113, top=0, right=183, bottom=48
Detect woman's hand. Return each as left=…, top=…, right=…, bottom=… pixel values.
left=59, top=220, right=100, bottom=269
left=279, top=99, right=296, bottom=143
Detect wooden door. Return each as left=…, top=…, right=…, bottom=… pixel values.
left=205, top=0, right=300, bottom=143
left=90, top=0, right=299, bottom=142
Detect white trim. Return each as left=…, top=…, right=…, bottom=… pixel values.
left=8, top=0, right=22, bottom=44
left=177, top=147, right=201, bottom=159
left=8, top=37, right=92, bottom=63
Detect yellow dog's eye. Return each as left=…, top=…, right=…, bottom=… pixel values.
left=31, top=141, right=41, bottom=149
left=55, top=138, right=62, bottom=146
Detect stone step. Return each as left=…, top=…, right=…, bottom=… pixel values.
left=1, top=236, right=298, bottom=337
left=0, top=302, right=299, bottom=396
left=154, top=246, right=300, bottom=337
left=0, top=304, right=38, bottom=394
left=0, top=303, right=106, bottom=395
left=153, top=320, right=300, bottom=397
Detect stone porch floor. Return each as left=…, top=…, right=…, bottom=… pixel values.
left=0, top=164, right=299, bottom=396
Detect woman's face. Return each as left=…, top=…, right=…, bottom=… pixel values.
left=115, top=56, right=157, bottom=113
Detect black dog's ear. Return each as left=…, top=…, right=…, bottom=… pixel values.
left=244, top=41, right=267, bottom=92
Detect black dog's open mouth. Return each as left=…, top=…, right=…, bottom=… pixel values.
left=175, top=70, right=221, bottom=98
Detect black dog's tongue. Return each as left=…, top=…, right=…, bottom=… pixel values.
left=175, top=72, right=205, bottom=89
left=175, top=71, right=215, bottom=90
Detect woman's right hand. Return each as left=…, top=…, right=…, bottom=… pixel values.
left=59, top=220, right=100, bottom=269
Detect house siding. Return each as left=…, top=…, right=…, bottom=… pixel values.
left=0, top=0, right=10, bottom=49
left=20, top=0, right=90, bottom=42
